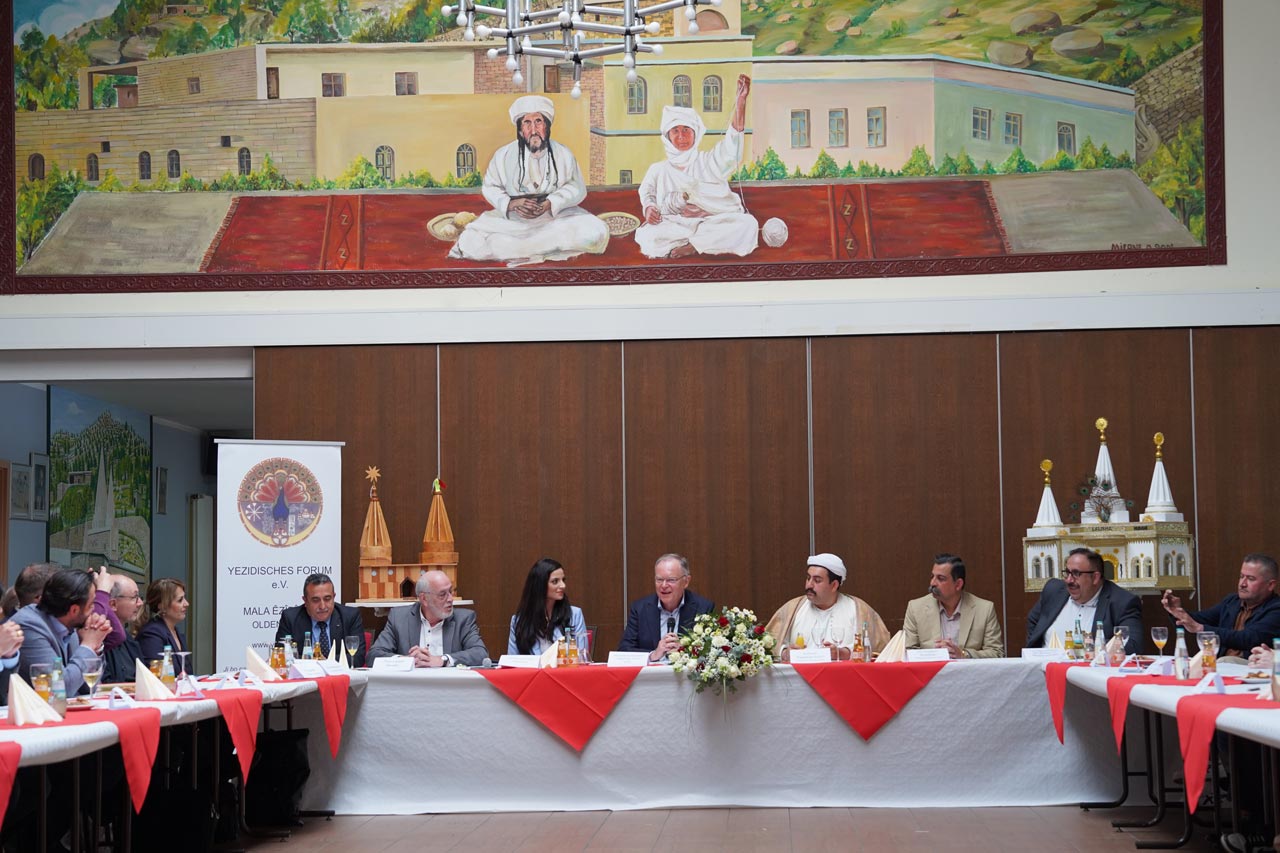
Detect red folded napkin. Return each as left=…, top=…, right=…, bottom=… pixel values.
left=0, top=742, right=21, bottom=827
left=292, top=675, right=350, bottom=757
left=477, top=667, right=642, bottom=751
left=792, top=661, right=946, bottom=740
left=1177, top=693, right=1280, bottom=812
left=1107, top=675, right=1243, bottom=753
left=1044, top=662, right=1091, bottom=743
left=206, top=689, right=263, bottom=781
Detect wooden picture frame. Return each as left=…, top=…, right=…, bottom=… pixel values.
left=9, top=463, right=31, bottom=521
left=28, top=452, right=49, bottom=522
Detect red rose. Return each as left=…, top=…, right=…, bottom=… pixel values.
left=753, top=625, right=764, bottom=635
left=739, top=653, right=752, bottom=663
left=718, top=616, right=729, bottom=627
left=722, top=645, right=732, bottom=653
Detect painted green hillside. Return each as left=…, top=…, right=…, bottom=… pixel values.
left=742, top=0, right=1203, bottom=86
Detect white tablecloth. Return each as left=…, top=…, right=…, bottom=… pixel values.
left=295, top=659, right=1122, bottom=814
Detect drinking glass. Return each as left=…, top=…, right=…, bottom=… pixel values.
left=173, top=650, right=192, bottom=679
left=828, top=625, right=847, bottom=661
left=344, top=635, right=360, bottom=667
left=30, top=663, right=52, bottom=703
left=1198, top=631, right=1218, bottom=673
left=576, top=631, right=592, bottom=664
left=1151, top=626, right=1169, bottom=657
left=82, top=658, right=103, bottom=701
left=1116, top=625, right=1131, bottom=654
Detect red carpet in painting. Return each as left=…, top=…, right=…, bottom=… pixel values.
left=200, top=181, right=1007, bottom=274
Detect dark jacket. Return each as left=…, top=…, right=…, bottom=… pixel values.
left=1186, top=593, right=1280, bottom=656
left=274, top=602, right=367, bottom=667
left=1026, top=578, right=1143, bottom=655
left=617, top=590, right=716, bottom=652
left=104, top=634, right=142, bottom=684
left=137, top=618, right=188, bottom=665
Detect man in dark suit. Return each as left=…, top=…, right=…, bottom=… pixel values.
left=1161, top=552, right=1280, bottom=660
left=618, top=553, right=715, bottom=663
left=367, top=570, right=487, bottom=667
left=1026, top=547, right=1143, bottom=654
left=275, top=572, right=368, bottom=666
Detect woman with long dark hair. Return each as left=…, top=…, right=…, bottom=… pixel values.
left=507, top=557, right=588, bottom=656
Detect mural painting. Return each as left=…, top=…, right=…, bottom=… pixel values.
left=6, top=0, right=1222, bottom=290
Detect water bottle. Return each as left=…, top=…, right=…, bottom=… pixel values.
left=49, top=660, right=68, bottom=716
left=1271, top=638, right=1280, bottom=699
left=282, top=635, right=295, bottom=666
left=1082, top=624, right=1096, bottom=662
left=1094, top=621, right=1107, bottom=666
left=1174, top=627, right=1190, bottom=680
left=302, top=631, right=313, bottom=660
left=860, top=621, right=871, bottom=663
left=161, top=645, right=176, bottom=692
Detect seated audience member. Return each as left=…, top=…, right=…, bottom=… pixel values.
left=903, top=553, right=1005, bottom=659
left=275, top=572, right=367, bottom=665
left=103, top=575, right=144, bottom=683
left=0, top=617, right=23, bottom=705
left=12, top=568, right=111, bottom=695
left=0, top=586, right=18, bottom=620
left=12, top=561, right=60, bottom=612
left=88, top=565, right=127, bottom=651
left=618, top=553, right=715, bottom=662
left=368, top=570, right=486, bottom=667
left=764, top=553, right=891, bottom=661
left=508, top=558, right=589, bottom=656
left=1026, top=548, right=1142, bottom=654
left=1162, top=553, right=1280, bottom=662
left=137, top=578, right=190, bottom=667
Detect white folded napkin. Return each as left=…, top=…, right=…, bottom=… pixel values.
left=1189, top=650, right=1204, bottom=680
left=134, top=659, right=174, bottom=700
left=8, top=675, right=62, bottom=725
left=874, top=630, right=907, bottom=663
left=246, top=647, right=283, bottom=682
left=1046, top=631, right=1063, bottom=650
left=326, top=638, right=349, bottom=670
left=538, top=641, right=559, bottom=669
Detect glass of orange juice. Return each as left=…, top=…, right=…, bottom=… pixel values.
left=30, top=663, right=53, bottom=702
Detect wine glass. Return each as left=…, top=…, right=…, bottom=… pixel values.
left=1116, top=625, right=1131, bottom=654
left=344, top=635, right=360, bottom=667
left=1151, top=626, right=1169, bottom=657
left=828, top=625, right=847, bottom=661
left=82, top=658, right=103, bottom=702
left=173, top=650, right=193, bottom=680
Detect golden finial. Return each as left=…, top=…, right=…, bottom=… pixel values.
left=1154, top=432, right=1164, bottom=460
left=1040, top=459, right=1053, bottom=485
left=1095, top=417, right=1108, bottom=443
left=365, top=466, right=381, bottom=483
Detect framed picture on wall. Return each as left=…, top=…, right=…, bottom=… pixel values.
left=29, top=453, right=49, bottom=522
left=156, top=467, right=168, bottom=516
left=9, top=463, right=31, bottom=521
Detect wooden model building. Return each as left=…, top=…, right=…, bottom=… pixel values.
left=357, top=469, right=463, bottom=602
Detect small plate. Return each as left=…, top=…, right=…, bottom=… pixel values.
left=66, top=699, right=96, bottom=711
left=597, top=211, right=641, bottom=236
left=1242, top=676, right=1272, bottom=685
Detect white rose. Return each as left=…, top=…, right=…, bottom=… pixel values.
left=711, top=634, right=728, bottom=647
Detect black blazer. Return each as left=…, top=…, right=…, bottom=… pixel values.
left=274, top=603, right=367, bottom=667
left=138, top=618, right=188, bottom=665
left=1187, top=593, right=1280, bottom=655
left=1026, top=578, right=1143, bottom=654
left=617, top=590, right=716, bottom=652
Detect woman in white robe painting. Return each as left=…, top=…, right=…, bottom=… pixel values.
left=634, top=75, right=758, bottom=259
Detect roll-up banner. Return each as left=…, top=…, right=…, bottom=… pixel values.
left=215, top=439, right=343, bottom=671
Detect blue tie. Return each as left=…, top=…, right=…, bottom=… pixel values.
left=317, top=621, right=330, bottom=658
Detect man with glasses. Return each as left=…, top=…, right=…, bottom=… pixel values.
left=368, top=569, right=487, bottom=667
left=275, top=572, right=368, bottom=666
left=103, top=574, right=144, bottom=683
left=618, top=553, right=715, bottom=663
left=1026, top=547, right=1142, bottom=654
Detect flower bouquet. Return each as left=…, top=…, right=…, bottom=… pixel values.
left=669, top=607, right=775, bottom=694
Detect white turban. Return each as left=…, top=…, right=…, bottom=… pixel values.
left=660, top=105, right=705, bottom=168
left=509, top=95, right=555, bottom=125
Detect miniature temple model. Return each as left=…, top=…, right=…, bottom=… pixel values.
left=420, top=478, right=461, bottom=599
left=1024, top=419, right=1194, bottom=595
left=357, top=469, right=465, bottom=603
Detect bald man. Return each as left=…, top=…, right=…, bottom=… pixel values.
left=367, top=570, right=487, bottom=667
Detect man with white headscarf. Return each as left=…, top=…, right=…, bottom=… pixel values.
left=634, top=74, right=758, bottom=259
left=451, top=95, right=609, bottom=264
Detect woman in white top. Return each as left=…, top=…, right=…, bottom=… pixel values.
left=507, top=557, right=588, bottom=656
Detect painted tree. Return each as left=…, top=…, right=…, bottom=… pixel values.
left=1138, top=117, right=1205, bottom=241
left=808, top=150, right=840, bottom=178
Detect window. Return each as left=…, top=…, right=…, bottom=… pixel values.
left=619, top=169, right=633, bottom=184
left=1045, top=556, right=1054, bottom=576
left=167, top=149, right=181, bottom=179
left=28, top=153, right=45, bottom=181
left=455, top=144, right=475, bottom=178
left=187, top=76, right=201, bottom=94
left=395, top=72, right=418, bottom=96
left=100, top=141, right=111, bottom=153
left=375, top=145, right=394, bottom=181
left=238, top=147, right=252, bottom=176
left=790, top=109, right=810, bottom=148
left=138, top=151, right=151, bottom=180
left=828, top=108, right=848, bottom=148
left=543, top=65, right=560, bottom=93
left=266, top=67, right=280, bottom=100
left=1057, top=121, right=1076, bottom=155
left=86, top=153, right=99, bottom=182
left=627, top=77, right=647, bottom=114
left=1003, top=112, right=1022, bottom=146
left=322, top=73, right=346, bottom=98
left=1031, top=557, right=1042, bottom=579
left=220, top=135, right=232, bottom=148
left=971, top=107, right=991, bottom=141
left=866, top=106, right=886, bottom=147
left=702, top=75, right=722, bottom=112
left=672, top=75, right=692, bottom=108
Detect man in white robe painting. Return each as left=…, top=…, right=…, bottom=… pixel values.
left=451, top=95, right=609, bottom=265
left=634, top=74, right=758, bottom=259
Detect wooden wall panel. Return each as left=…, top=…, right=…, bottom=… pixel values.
left=623, top=339, right=810, bottom=631
left=440, top=342, right=624, bottom=658
left=1192, top=327, right=1280, bottom=604
left=811, top=334, right=1004, bottom=636
left=255, top=345, right=439, bottom=633
left=998, top=329, right=1194, bottom=652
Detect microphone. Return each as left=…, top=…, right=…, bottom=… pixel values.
left=666, top=616, right=676, bottom=635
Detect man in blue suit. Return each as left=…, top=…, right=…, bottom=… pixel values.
left=618, top=553, right=715, bottom=663
left=275, top=572, right=367, bottom=666
left=1162, top=553, right=1280, bottom=660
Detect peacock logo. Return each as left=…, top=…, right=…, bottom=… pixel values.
left=237, top=457, right=323, bottom=547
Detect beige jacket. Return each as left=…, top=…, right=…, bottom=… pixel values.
left=902, top=590, right=1004, bottom=659
left=764, top=594, right=892, bottom=659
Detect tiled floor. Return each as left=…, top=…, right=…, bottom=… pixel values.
left=228, top=805, right=1235, bottom=852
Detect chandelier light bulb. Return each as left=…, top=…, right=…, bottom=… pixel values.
left=651, top=43, right=664, bottom=55
left=626, top=68, right=637, bottom=82
left=684, top=6, right=695, bottom=19
left=487, top=48, right=499, bottom=59
left=711, top=0, right=721, bottom=5
left=622, top=53, right=635, bottom=68
left=687, top=21, right=698, bottom=33
left=513, top=70, right=524, bottom=85
left=521, top=35, right=533, bottom=50
left=571, top=11, right=581, bottom=23
left=571, top=83, right=582, bottom=99
left=464, top=27, right=475, bottom=40
left=506, top=57, right=518, bottom=71
left=558, top=10, right=570, bottom=24
left=645, top=21, right=659, bottom=33
left=442, top=5, right=453, bottom=16
left=476, top=24, right=491, bottom=37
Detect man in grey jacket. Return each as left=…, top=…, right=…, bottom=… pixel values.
left=368, top=570, right=487, bottom=667
left=12, top=568, right=112, bottom=694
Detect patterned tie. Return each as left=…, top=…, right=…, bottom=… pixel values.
left=317, top=621, right=330, bottom=659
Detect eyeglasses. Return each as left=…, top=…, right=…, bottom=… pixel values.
left=654, top=576, right=687, bottom=587
left=111, top=593, right=142, bottom=601
left=422, top=589, right=454, bottom=600
left=1063, top=569, right=1100, bottom=579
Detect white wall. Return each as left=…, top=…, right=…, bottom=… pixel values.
left=0, top=1, right=1276, bottom=358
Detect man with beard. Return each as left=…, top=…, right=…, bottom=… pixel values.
left=12, top=568, right=111, bottom=694
left=764, top=553, right=890, bottom=661
left=902, top=553, right=1004, bottom=658
left=367, top=570, right=487, bottom=667
left=1026, top=547, right=1142, bottom=654
left=634, top=74, right=758, bottom=259
left=1161, top=553, right=1280, bottom=662
left=450, top=95, right=609, bottom=264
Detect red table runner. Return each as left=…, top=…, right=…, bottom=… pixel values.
left=1044, top=662, right=1091, bottom=743
left=1106, top=675, right=1243, bottom=754
left=792, top=661, right=947, bottom=740
left=477, top=667, right=642, bottom=752
left=0, top=742, right=21, bottom=827
left=1176, top=693, right=1280, bottom=812
left=290, top=675, right=350, bottom=757
left=0, top=707, right=161, bottom=812
left=206, top=689, right=263, bottom=781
